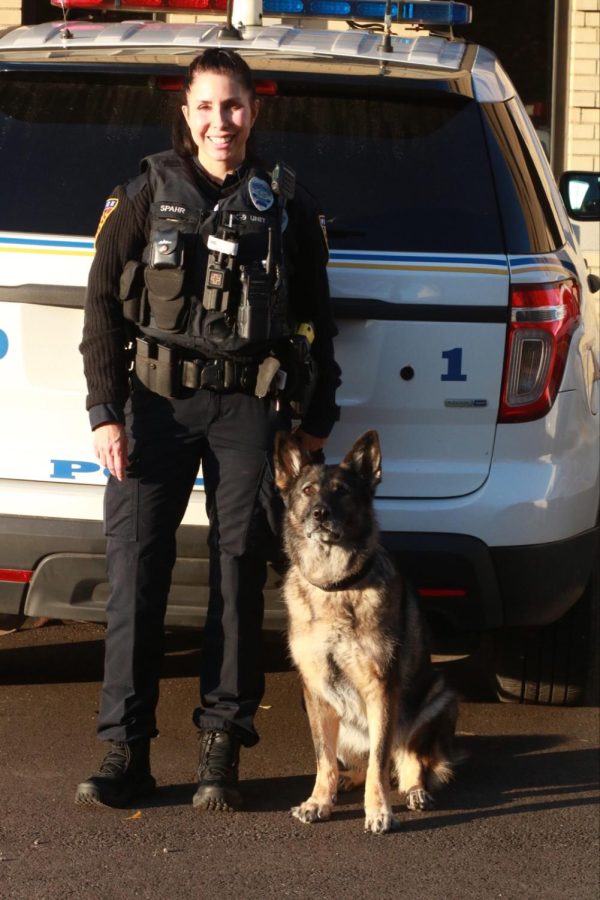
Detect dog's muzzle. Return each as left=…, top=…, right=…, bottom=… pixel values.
left=305, top=510, right=342, bottom=543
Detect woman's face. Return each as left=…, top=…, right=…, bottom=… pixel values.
left=182, top=70, right=258, bottom=181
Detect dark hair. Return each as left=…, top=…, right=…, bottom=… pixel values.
left=173, top=48, right=256, bottom=158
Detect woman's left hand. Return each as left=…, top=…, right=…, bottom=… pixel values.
left=293, top=428, right=327, bottom=455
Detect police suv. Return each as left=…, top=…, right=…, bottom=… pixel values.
left=0, top=0, right=598, bottom=705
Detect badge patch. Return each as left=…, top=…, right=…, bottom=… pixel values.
left=248, top=177, right=274, bottom=212
left=95, top=197, right=119, bottom=242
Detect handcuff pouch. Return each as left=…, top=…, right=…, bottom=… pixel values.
left=134, top=338, right=181, bottom=398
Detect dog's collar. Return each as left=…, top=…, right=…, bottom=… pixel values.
left=309, top=554, right=376, bottom=592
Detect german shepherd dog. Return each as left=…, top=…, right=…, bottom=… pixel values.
left=274, top=430, right=457, bottom=834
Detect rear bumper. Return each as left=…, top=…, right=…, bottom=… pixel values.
left=0, top=513, right=597, bottom=633
left=0, top=514, right=286, bottom=628
left=381, top=527, right=599, bottom=636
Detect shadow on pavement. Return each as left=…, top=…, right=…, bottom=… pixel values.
left=119, top=732, right=598, bottom=828
left=1, top=622, right=490, bottom=698
left=142, top=774, right=316, bottom=813
left=0, top=624, right=291, bottom=684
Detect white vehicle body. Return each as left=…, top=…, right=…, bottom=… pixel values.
left=1, top=240, right=597, bottom=541
left=0, top=6, right=598, bottom=702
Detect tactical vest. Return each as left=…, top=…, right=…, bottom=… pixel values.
left=119, top=150, right=292, bottom=359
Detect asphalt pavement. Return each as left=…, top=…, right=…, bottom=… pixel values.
left=0, top=620, right=599, bottom=900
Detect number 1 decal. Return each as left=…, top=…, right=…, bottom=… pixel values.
left=441, top=347, right=467, bottom=382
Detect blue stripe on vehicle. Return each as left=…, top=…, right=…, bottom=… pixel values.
left=0, top=236, right=95, bottom=250
left=1, top=237, right=510, bottom=267
left=329, top=251, right=507, bottom=266
left=511, top=254, right=574, bottom=268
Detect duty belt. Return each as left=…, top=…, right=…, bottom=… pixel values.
left=134, top=337, right=258, bottom=398
left=181, top=357, right=257, bottom=393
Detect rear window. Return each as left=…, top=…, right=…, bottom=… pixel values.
left=481, top=99, right=564, bottom=254
left=0, top=74, right=172, bottom=235
left=0, top=71, right=504, bottom=252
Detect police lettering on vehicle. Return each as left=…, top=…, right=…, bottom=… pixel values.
left=49, top=458, right=204, bottom=487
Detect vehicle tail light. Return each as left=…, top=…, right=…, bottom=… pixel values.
left=255, top=80, right=279, bottom=95
left=498, top=279, right=581, bottom=423
left=158, top=77, right=278, bottom=94
left=0, top=568, right=33, bottom=583
left=157, top=76, right=184, bottom=91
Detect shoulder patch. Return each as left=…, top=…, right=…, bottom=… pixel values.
left=95, top=197, right=119, bottom=242
left=248, top=177, right=274, bottom=212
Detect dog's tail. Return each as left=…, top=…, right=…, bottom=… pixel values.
left=402, top=677, right=459, bottom=789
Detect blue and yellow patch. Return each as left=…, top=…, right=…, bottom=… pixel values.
left=95, top=197, right=119, bottom=242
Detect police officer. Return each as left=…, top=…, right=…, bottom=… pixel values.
left=76, top=48, right=340, bottom=811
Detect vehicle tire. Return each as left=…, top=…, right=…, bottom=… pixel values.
left=491, top=559, right=599, bottom=706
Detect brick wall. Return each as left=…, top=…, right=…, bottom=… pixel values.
left=568, top=0, right=600, bottom=273
left=0, top=0, right=22, bottom=26
left=568, top=0, right=600, bottom=170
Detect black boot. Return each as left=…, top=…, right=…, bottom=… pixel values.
left=75, top=739, right=156, bottom=807
left=193, top=730, right=243, bottom=812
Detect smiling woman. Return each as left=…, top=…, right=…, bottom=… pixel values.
left=75, top=45, right=340, bottom=813
left=182, top=67, right=259, bottom=181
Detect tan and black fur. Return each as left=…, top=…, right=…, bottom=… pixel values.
left=274, top=430, right=457, bottom=834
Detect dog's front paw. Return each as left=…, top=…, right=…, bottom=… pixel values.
left=405, top=787, right=435, bottom=811
left=291, top=798, right=332, bottom=824
left=364, top=808, right=400, bottom=834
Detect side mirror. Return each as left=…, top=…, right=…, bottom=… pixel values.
left=558, top=171, right=600, bottom=221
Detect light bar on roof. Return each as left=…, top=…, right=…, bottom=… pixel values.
left=51, top=0, right=472, bottom=23
left=263, top=1, right=472, bottom=22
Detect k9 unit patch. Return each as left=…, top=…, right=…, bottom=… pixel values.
left=95, top=197, right=119, bottom=241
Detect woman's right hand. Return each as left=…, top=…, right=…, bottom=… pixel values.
left=93, top=422, right=128, bottom=482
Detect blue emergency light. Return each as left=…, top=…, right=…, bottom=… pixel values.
left=263, top=0, right=472, bottom=23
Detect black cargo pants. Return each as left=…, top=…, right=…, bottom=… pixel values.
left=97, top=376, right=284, bottom=748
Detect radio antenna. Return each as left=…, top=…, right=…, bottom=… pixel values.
left=219, top=0, right=243, bottom=39
left=379, top=0, right=393, bottom=53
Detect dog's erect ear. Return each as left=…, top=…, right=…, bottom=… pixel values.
left=340, top=430, right=382, bottom=491
left=274, top=431, right=311, bottom=494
